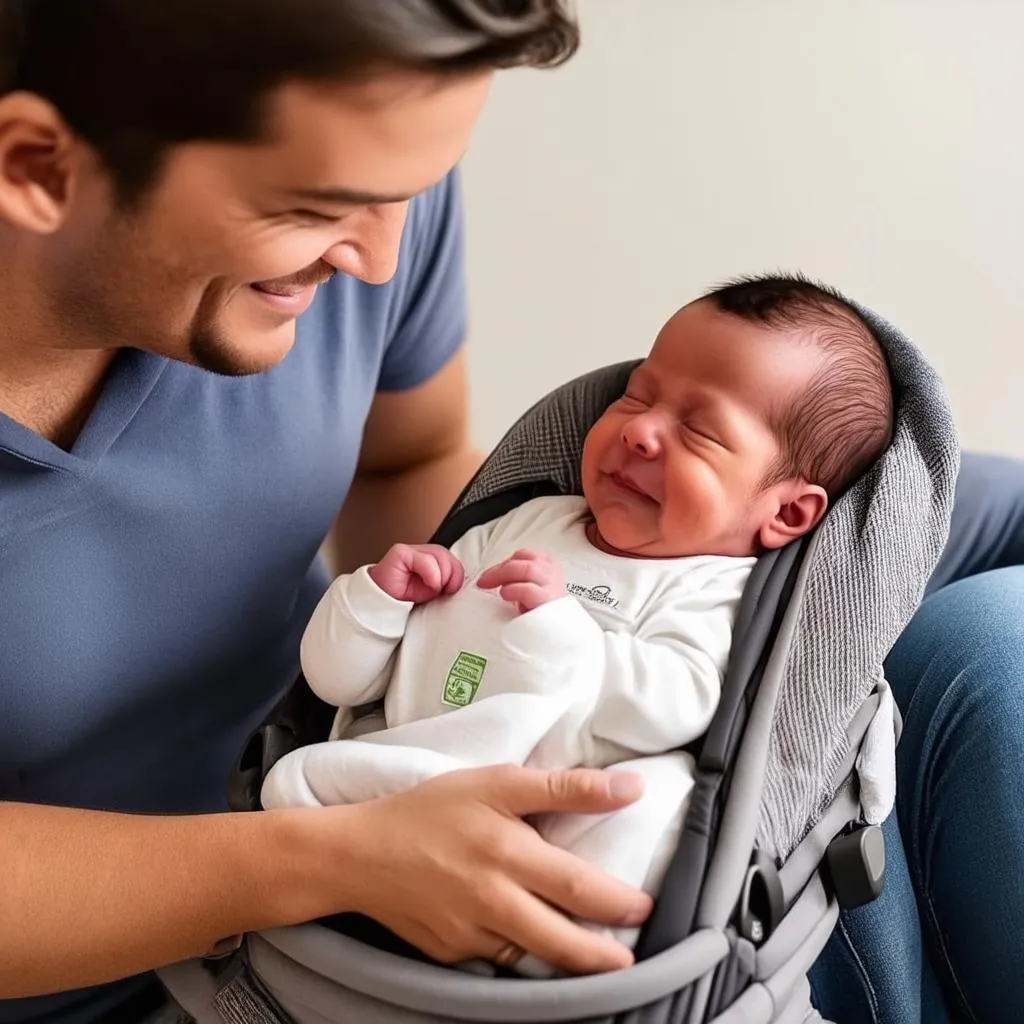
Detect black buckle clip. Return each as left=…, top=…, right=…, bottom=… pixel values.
left=825, top=822, right=886, bottom=910
left=227, top=723, right=297, bottom=812
left=737, top=850, right=785, bottom=946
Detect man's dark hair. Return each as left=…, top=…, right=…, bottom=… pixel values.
left=0, top=0, right=578, bottom=202
left=704, top=272, right=894, bottom=499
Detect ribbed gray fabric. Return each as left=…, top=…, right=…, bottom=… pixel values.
left=212, top=969, right=289, bottom=1024
left=454, top=305, right=958, bottom=858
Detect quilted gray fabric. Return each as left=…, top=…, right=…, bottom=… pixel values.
left=454, top=306, right=958, bottom=858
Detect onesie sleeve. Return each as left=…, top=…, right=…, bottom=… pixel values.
left=300, top=566, right=414, bottom=709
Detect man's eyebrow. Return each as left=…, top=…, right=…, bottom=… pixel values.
left=289, top=186, right=414, bottom=206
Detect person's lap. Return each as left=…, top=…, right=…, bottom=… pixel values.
left=811, top=565, right=1024, bottom=1023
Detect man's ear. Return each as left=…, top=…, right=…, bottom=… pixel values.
left=758, top=479, right=828, bottom=551
left=0, top=91, right=79, bottom=234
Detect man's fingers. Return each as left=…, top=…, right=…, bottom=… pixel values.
left=488, top=765, right=645, bottom=816
left=487, top=885, right=635, bottom=975
left=508, top=832, right=652, bottom=929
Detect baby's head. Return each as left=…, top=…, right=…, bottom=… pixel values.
left=581, top=273, right=894, bottom=559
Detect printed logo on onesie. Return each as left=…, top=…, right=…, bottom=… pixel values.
left=442, top=651, right=488, bottom=707
left=565, top=581, right=620, bottom=610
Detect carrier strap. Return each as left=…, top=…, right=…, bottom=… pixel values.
left=212, top=965, right=291, bottom=1024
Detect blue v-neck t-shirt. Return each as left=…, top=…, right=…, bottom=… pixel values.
left=0, top=170, right=466, bottom=1024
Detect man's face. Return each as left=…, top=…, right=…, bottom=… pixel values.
left=44, top=70, right=492, bottom=374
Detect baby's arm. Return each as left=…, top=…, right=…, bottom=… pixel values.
left=588, top=562, right=752, bottom=755
left=300, top=565, right=417, bottom=709
left=302, top=523, right=500, bottom=709
left=477, top=552, right=750, bottom=752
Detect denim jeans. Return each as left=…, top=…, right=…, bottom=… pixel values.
left=810, top=452, right=1024, bottom=1024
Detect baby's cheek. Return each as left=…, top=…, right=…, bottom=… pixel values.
left=581, top=415, right=616, bottom=467
left=665, top=460, right=728, bottom=528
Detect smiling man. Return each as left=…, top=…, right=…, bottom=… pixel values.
left=0, top=4, right=661, bottom=1023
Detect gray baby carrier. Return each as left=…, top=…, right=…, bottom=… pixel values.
left=159, top=305, right=958, bottom=1024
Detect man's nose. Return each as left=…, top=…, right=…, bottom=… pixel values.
left=322, top=202, right=410, bottom=284
left=621, top=410, right=666, bottom=458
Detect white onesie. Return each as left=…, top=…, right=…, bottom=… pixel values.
left=263, top=495, right=754, bottom=974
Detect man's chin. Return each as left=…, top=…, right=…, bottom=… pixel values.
left=187, top=323, right=297, bottom=377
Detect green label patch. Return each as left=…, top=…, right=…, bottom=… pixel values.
left=442, top=652, right=488, bottom=708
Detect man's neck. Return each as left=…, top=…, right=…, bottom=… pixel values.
left=0, top=240, right=126, bottom=449
left=0, top=340, right=116, bottom=451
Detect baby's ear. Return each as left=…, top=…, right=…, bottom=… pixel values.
left=759, top=480, right=828, bottom=551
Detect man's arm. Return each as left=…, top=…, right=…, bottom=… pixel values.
left=0, top=801, right=340, bottom=997
left=326, top=348, right=484, bottom=574
left=0, top=767, right=652, bottom=997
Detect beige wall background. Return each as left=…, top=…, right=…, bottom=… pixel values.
left=460, top=0, right=1024, bottom=457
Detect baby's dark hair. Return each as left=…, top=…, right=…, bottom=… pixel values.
left=703, top=273, right=894, bottom=499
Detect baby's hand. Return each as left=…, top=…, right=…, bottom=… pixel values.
left=477, top=549, right=566, bottom=614
left=369, top=544, right=465, bottom=604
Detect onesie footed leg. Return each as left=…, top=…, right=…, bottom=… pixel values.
left=260, top=739, right=467, bottom=808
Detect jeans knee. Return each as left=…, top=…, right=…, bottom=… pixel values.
left=885, top=566, right=1024, bottom=717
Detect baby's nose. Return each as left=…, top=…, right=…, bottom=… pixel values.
left=622, top=414, right=664, bottom=457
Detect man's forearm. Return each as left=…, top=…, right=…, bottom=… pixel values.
left=0, top=801, right=355, bottom=998
left=328, top=445, right=484, bottom=574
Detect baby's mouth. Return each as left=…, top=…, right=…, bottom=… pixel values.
left=608, top=470, right=659, bottom=504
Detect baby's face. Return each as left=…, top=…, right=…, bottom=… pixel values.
left=581, top=300, right=826, bottom=559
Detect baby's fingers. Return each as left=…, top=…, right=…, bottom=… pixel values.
left=478, top=558, right=546, bottom=590
left=476, top=562, right=509, bottom=590
left=409, top=551, right=444, bottom=592
left=442, top=554, right=466, bottom=594
left=496, top=582, right=543, bottom=610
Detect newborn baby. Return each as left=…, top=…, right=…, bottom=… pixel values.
left=263, top=273, right=894, bottom=975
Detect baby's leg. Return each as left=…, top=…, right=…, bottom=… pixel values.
left=261, top=690, right=579, bottom=809
left=516, top=751, right=697, bottom=979
left=260, top=739, right=467, bottom=809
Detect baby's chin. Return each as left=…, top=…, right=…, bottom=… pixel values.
left=586, top=519, right=629, bottom=555
left=590, top=512, right=753, bottom=560
left=587, top=516, right=670, bottom=559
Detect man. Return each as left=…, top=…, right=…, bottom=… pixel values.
left=0, top=4, right=654, bottom=1022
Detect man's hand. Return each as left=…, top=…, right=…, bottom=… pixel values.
left=477, top=549, right=566, bottom=613
left=369, top=543, right=465, bottom=604
left=0, top=766, right=648, bottom=996
left=332, top=765, right=651, bottom=974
